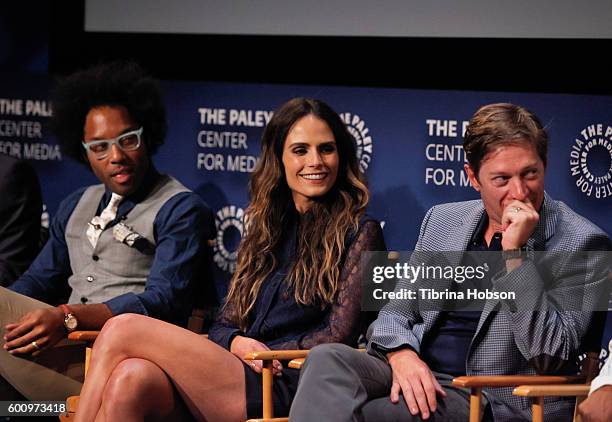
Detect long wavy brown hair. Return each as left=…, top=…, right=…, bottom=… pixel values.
left=225, top=98, right=369, bottom=330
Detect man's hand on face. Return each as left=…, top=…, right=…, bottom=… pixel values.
left=500, top=199, right=539, bottom=250
left=387, top=348, right=447, bottom=420
left=3, top=307, right=66, bottom=355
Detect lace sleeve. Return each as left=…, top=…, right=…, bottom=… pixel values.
left=207, top=299, right=243, bottom=350
left=272, top=219, right=386, bottom=350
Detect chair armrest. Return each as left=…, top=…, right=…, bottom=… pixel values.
left=452, top=375, right=585, bottom=388
left=67, top=331, right=100, bottom=342
left=246, top=419, right=288, bottom=422
left=243, top=350, right=309, bottom=361
left=513, top=384, right=591, bottom=397
left=242, top=350, right=308, bottom=421
left=243, top=346, right=366, bottom=361
left=288, top=358, right=305, bottom=369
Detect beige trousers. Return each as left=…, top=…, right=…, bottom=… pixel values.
left=0, top=287, right=84, bottom=400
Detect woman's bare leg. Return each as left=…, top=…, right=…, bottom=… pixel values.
left=91, top=358, right=192, bottom=422
left=74, top=314, right=247, bottom=422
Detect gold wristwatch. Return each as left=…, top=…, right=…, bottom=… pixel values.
left=59, top=304, right=78, bottom=333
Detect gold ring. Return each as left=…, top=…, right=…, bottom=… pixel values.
left=31, top=341, right=40, bottom=351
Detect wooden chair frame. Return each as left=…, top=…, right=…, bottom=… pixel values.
left=452, top=351, right=600, bottom=422
left=59, top=331, right=100, bottom=422
left=242, top=350, right=310, bottom=422
left=62, top=333, right=599, bottom=422
left=512, top=383, right=590, bottom=422
left=452, top=375, right=585, bottom=422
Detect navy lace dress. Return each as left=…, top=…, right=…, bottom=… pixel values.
left=208, top=212, right=386, bottom=417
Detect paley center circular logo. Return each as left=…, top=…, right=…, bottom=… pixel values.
left=340, top=112, right=373, bottom=172
left=569, top=123, right=612, bottom=199
left=214, top=205, right=245, bottom=273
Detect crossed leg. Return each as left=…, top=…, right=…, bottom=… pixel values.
left=94, top=358, right=191, bottom=422
left=75, top=313, right=247, bottom=422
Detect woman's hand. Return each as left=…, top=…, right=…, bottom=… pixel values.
left=230, top=335, right=283, bottom=376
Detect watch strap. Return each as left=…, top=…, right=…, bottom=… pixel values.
left=59, top=304, right=72, bottom=316
left=58, top=304, right=78, bottom=332
left=502, top=246, right=529, bottom=260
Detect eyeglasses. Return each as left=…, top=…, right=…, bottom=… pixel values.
left=82, top=127, right=143, bottom=159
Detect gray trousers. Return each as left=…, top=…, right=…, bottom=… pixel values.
left=0, top=287, right=84, bottom=400
left=289, top=343, right=490, bottom=422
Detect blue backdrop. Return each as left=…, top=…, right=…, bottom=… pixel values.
left=1, top=75, right=611, bottom=356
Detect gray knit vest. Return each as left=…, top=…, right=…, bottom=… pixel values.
left=65, top=175, right=189, bottom=305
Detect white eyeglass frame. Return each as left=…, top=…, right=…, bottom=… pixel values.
left=82, top=127, right=143, bottom=159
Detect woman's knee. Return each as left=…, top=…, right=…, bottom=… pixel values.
left=94, top=313, right=147, bottom=355
left=102, top=358, right=170, bottom=412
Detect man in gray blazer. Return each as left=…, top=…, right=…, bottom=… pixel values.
left=290, top=103, right=611, bottom=421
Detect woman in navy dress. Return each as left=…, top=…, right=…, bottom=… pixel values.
left=74, top=97, right=386, bottom=422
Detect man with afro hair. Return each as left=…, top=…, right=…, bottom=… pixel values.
left=0, top=61, right=214, bottom=400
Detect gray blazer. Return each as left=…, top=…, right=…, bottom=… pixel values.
left=368, top=193, right=611, bottom=421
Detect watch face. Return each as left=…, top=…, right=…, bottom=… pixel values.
left=65, top=315, right=78, bottom=331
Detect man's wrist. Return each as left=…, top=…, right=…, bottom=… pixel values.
left=387, top=346, right=417, bottom=361
left=502, top=246, right=530, bottom=272
left=501, top=246, right=529, bottom=260
left=58, top=304, right=78, bottom=333
left=371, top=342, right=412, bottom=357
